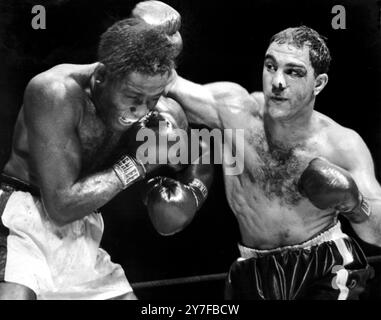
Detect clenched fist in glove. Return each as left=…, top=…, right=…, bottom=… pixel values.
left=298, top=157, right=371, bottom=223
left=131, top=1, right=182, bottom=57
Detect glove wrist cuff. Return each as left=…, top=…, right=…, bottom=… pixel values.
left=113, top=155, right=146, bottom=189
left=342, top=193, right=371, bottom=223
left=188, top=178, right=208, bottom=208
left=357, top=193, right=371, bottom=217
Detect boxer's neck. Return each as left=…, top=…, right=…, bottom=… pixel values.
left=264, top=107, right=314, bottom=148
left=87, top=74, right=107, bottom=124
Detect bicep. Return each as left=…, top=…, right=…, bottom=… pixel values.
left=173, top=77, right=252, bottom=129
left=173, top=76, right=221, bottom=127
left=344, top=132, right=381, bottom=200
left=341, top=131, right=381, bottom=244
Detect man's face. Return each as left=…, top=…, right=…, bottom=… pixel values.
left=262, top=42, right=317, bottom=120
left=97, top=71, right=171, bottom=131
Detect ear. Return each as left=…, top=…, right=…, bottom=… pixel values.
left=93, top=63, right=108, bottom=85
left=313, top=73, right=328, bottom=96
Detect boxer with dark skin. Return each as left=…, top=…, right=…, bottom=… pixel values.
left=0, top=17, right=209, bottom=300
left=4, top=62, right=169, bottom=223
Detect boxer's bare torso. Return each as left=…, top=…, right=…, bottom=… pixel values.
left=169, top=78, right=371, bottom=249
left=4, top=63, right=180, bottom=185
left=166, top=38, right=381, bottom=249
left=4, top=63, right=119, bottom=184
left=218, top=90, right=351, bottom=249
left=2, top=61, right=176, bottom=225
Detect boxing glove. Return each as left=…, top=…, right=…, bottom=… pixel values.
left=143, top=141, right=213, bottom=235
left=298, top=157, right=371, bottom=223
left=131, top=1, right=182, bottom=57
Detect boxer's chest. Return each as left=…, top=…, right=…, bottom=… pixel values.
left=243, top=128, right=313, bottom=206
left=77, top=103, right=120, bottom=173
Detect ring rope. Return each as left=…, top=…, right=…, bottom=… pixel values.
left=367, top=255, right=381, bottom=264
left=132, top=272, right=227, bottom=289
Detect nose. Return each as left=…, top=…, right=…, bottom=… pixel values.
left=135, top=102, right=150, bottom=120
left=271, top=70, right=286, bottom=93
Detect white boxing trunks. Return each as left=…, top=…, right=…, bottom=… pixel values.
left=0, top=178, right=133, bottom=300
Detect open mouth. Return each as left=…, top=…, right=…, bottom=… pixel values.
left=270, top=96, right=288, bottom=103
left=118, top=116, right=135, bottom=126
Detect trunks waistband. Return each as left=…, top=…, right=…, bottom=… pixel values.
left=238, top=222, right=348, bottom=259
left=0, top=173, right=40, bottom=197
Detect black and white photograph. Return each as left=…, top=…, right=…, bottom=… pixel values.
left=0, top=0, right=381, bottom=310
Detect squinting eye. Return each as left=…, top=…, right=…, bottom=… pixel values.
left=288, top=70, right=303, bottom=77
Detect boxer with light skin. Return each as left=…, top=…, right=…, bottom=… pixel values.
left=0, top=14, right=213, bottom=300
left=133, top=1, right=381, bottom=299
left=173, top=28, right=381, bottom=299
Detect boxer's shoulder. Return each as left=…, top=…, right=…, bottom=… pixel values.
left=24, top=64, right=92, bottom=123
left=210, top=82, right=250, bottom=102
left=29, top=63, right=94, bottom=91
left=314, top=111, right=360, bottom=145
left=250, top=91, right=264, bottom=105
left=27, top=67, right=79, bottom=100
left=313, top=111, right=365, bottom=167
left=209, top=82, right=259, bottom=117
left=250, top=91, right=265, bottom=117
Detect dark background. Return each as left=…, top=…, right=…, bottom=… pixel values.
left=1, top=0, right=381, bottom=299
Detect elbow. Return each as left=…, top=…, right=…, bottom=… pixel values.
left=42, top=196, right=76, bottom=226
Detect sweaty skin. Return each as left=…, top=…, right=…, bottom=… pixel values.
left=3, top=63, right=172, bottom=225
left=168, top=43, right=381, bottom=249
left=1, top=62, right=195, bottom=300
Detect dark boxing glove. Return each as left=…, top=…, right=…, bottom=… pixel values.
left=298, top=157, right=371, bottom=223
left=142, top=139, right=213, bottom=235
left=143, top=177, right=204, bottom=235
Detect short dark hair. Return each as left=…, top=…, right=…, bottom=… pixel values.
left=98, top=18, right=178, bottom=80
left=269, top=26, right=331, bottom=76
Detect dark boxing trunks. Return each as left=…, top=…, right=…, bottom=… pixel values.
left=0, top=173, right=40, bottom=197
left=225, top=222, right=374, bottom=300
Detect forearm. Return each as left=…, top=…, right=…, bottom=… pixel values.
left=43, top=167, right=137, bottom=225
left=349, top=196, right=381, bottom=246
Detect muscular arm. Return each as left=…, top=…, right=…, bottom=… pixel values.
left=168, top=75, right=254, bottom=128
left=336, top=129, right=381, bottom=246
left=24, top=75, right=126, bottom=225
